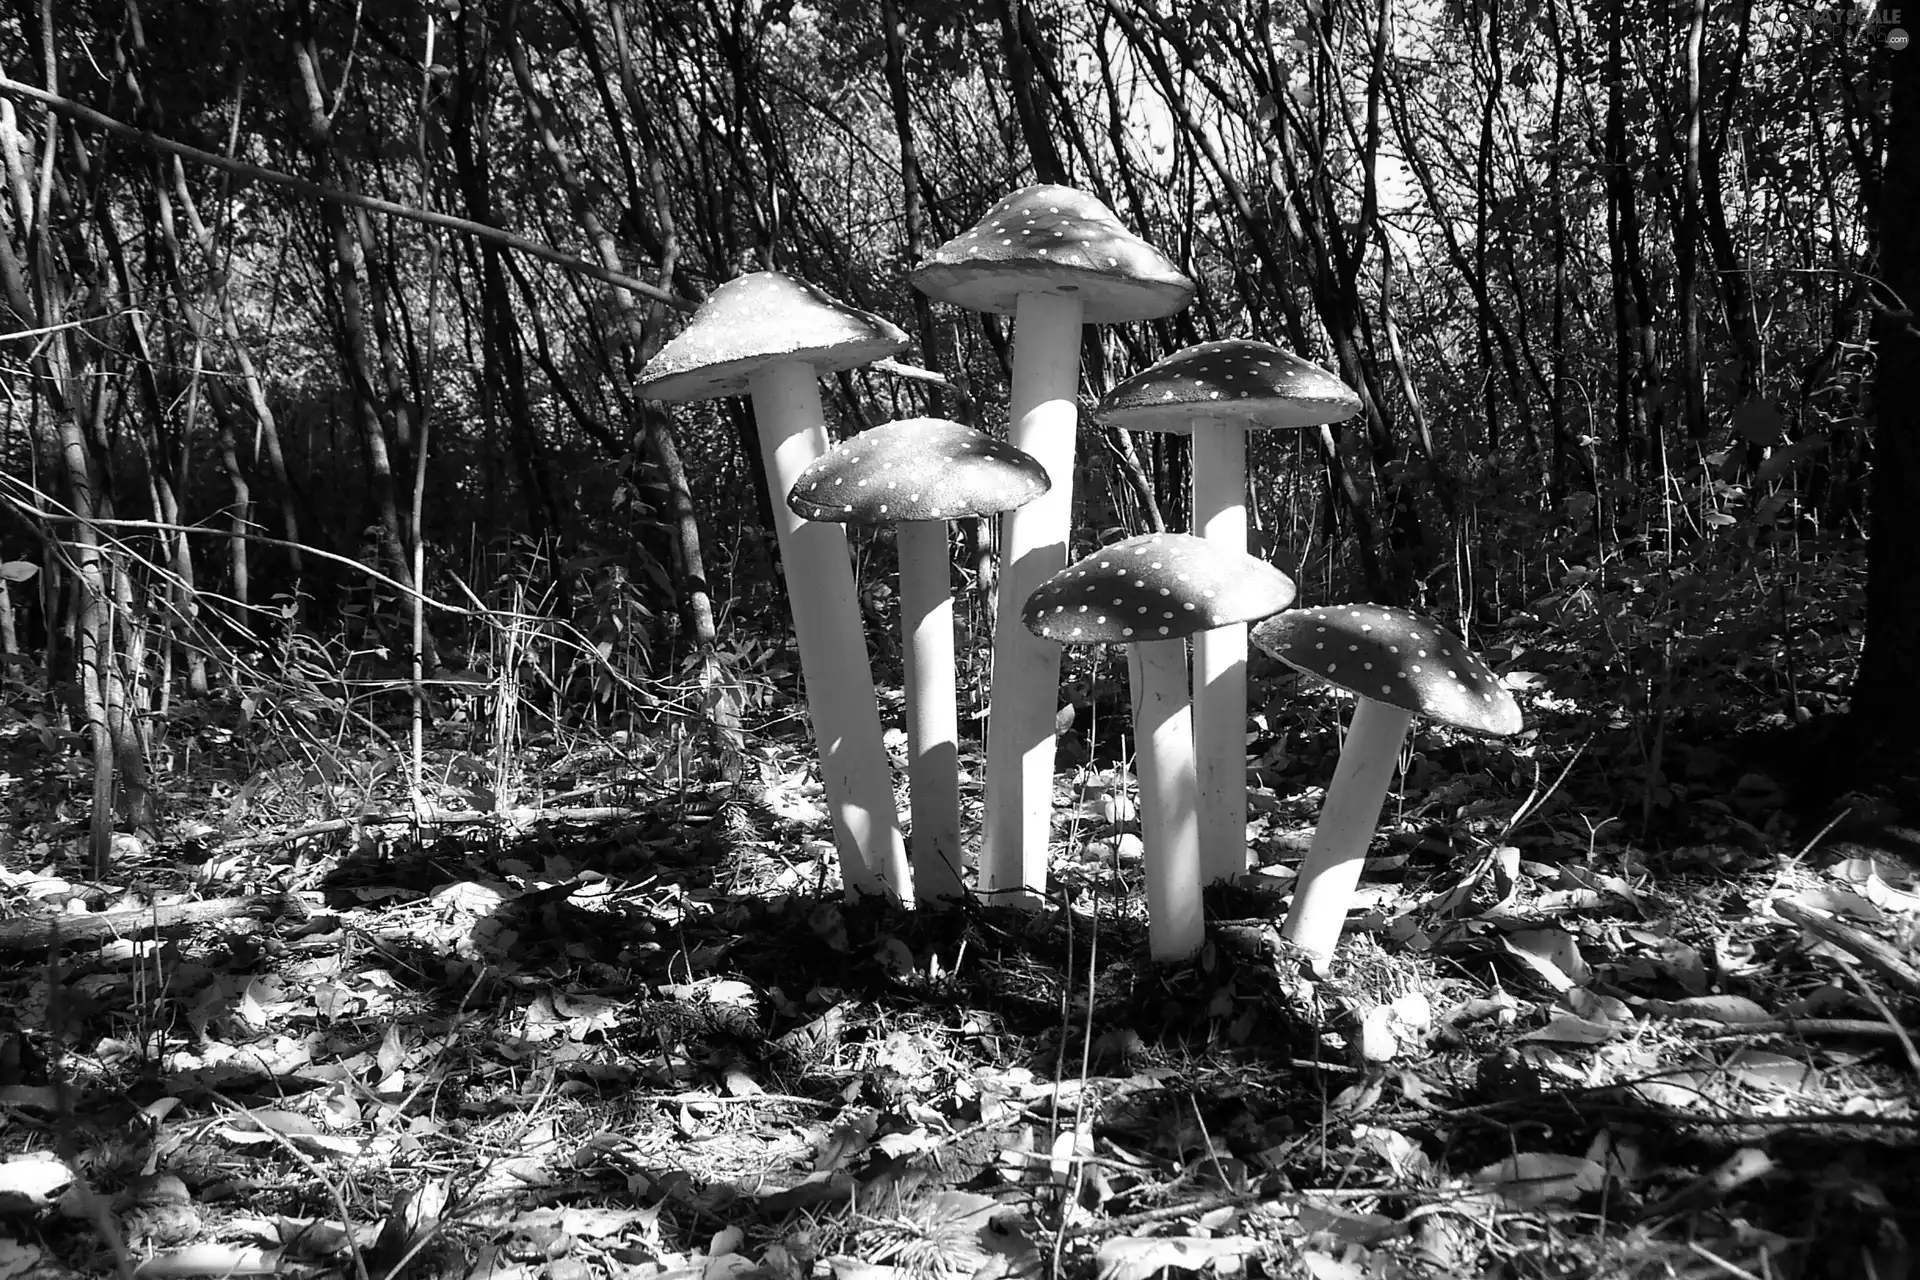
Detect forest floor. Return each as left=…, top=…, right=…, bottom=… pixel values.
left=2, top=648, right=1919, bottom=1280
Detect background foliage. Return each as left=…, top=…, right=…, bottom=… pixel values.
left=0, top=0, right=1912, bottom=847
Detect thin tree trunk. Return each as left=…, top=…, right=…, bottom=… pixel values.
left=993, top=0, right=1068, bottom=183
left=291, top=40, right=434, bottom=666
left=214, top=398, right=252, bottom=617
left=1113, top=2, right=1388, bottom=594
left=1677, top=0, right=1708, bottom=441
left=1475, top=0, right=1501, bottom=458
left=881, top=0, right=942, bottom=418
left=105, top=522, right=153, bottom=832
left=1855, top=46, right=1920, bottom=742
left=608, top=4, right=720, bottom=651
left=0, top=75, right=134, bottom=867
left=505, top=11, right=718, bottom=651
left=1545, top=0, right=1574, bottom=497
left=443, top=28, right=561, bottom=541
left=1696, top=0, right=1762, bottom=407
left=1604, top=3, right=1661, bottom=474
left=0, top=573, right=16, bottom=655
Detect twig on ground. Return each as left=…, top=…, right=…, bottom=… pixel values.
left=1834, top=954, right=1920, bottom=1077
left=210, top=1091, right=373, bottom=1280
left=1058, top=1191, right=1265, bottom=1239
left=216, top=805, right=646, bottom=850
left=1772, top=897, right=1920, bottom=998
left=1685, top=1240, right=1768, bottom=1280
left=0, top=895, right=311, bottom=951
left=633, top=1091, right=837, bottom=1108
left=1691, top=1018, right=1920, bottom=1041
left=1791, top=808, right=1853, bottom=864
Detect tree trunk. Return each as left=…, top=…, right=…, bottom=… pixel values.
left=992, top=0, right=1068, bottom=184
left=291, top=40, right=436, bottom=666
left=215, top=403, right=252, bottom=617
left=1604, top=3, right=1661, bottom=475
left=1676, top=0, right=1708, bottom=441
left=1855, top=51, right=1920, bottom=746
left=443, top=31, right=561, bottom=542
left=503, top=15, right=718, bottom=651
left=882, top=0, right=942, bottom=419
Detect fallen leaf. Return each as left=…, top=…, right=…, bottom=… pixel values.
left=1470, top=1152, right=1604, bottom=1207
left=1585, top=1130, right=1646, bottom=1186
left=1724, top=1048, right=1817, bottom=1093
left=1048, top=1123, right=1094, bottom=1182
left=1094, top=1235, right=1256, bottom=1280
left=1640, top=995, right=1771, bottom=1024
left=1516, top=1013, right=1617, bottom=1044
left=130, top=1245, right=284, bottom=1277
left=221, top=1109, right=320, bottom=1141
left=1504, top=928, right=1589, bottom=992
left=0, top=1239, right=47, bottom=1280
left=1356, top=1005, right=1401, bottom=1064
left=1857, top=873, right=1920, bottom=915
left=828, top=1256, right=900, bottom=1280
left=1629, top=1072, right=1709, bottom=1111
left=1643, top=1147, right=1774, bottom=1216
left=0, top=1153, right=72, bottom=1213
left=1296, top=1194, right=1406, bottom=1246
left=1780, top=887, right=1885, bottom=925
left=1299, top=1253, right=1369, bottom=1280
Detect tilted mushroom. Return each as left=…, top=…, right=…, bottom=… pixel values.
left=1023, top=533, right=1295, bottom=961
left=789, top=418, right=1050, bottom=903
left=912, top=185, right=1193, bottom=906
left=638, top=271, right=910, bottom=901
left=1250, top=604, right=1523, bottom=968
left=1100, top=340, right=1362, bottom=887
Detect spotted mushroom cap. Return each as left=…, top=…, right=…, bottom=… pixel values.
left=636, top=272, right=908, bottom=402
left=787, top=418, right=1050, bottom=524
left=1250, top=604, right=1522, bottom=737
left=1098, top=339, right=1362, bottom=434
left=1022, top=533, right=1297, bottom=644
left=911, top=185, right=1195, bottom=323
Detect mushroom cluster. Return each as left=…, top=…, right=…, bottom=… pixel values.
left=635, top=187, right=1513, bottom=978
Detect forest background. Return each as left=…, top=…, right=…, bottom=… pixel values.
left=0, top=0, right=1914, bottom=856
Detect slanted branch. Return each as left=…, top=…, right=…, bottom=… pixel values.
left=214, top=804, right=647, bottom=850
left=0, top=894, right=311, bottom=952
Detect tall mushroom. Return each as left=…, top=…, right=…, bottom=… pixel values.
left=1250, top=604, right=1522, bottom=968
left=1023, top=533, right=1296, bottom=961
left=911, top=185, right=1194, bottom=905
left=637, top=271, right=910, bottom=902
left=788, top=418, right=1050, bottom=903
left=1099, top=340, right=1361, bottom=887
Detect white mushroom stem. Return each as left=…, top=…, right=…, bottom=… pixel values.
left=1281, top=697, right=1417, bottom=967
left=896, top=519, right=965, bottom=902
left=980, top=290, right=1086, bottom=906
left=748, top=361, right=911, bottom=901
left=1190, top=421, right=1249, bottom=885
left=1128, top=642, right=1204, bottom=961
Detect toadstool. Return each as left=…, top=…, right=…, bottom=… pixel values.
left=637, top=271, right=911, bottom=901
left=1250, top=604, right=1522, bottom=968
left=912, top=185, right=1194, bottom=906
left=1099, top=340, right=1362, bottom=887
left=1023, top=533, right=1296, bottom=961
left=789, top=418, right=1050, bottom=903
